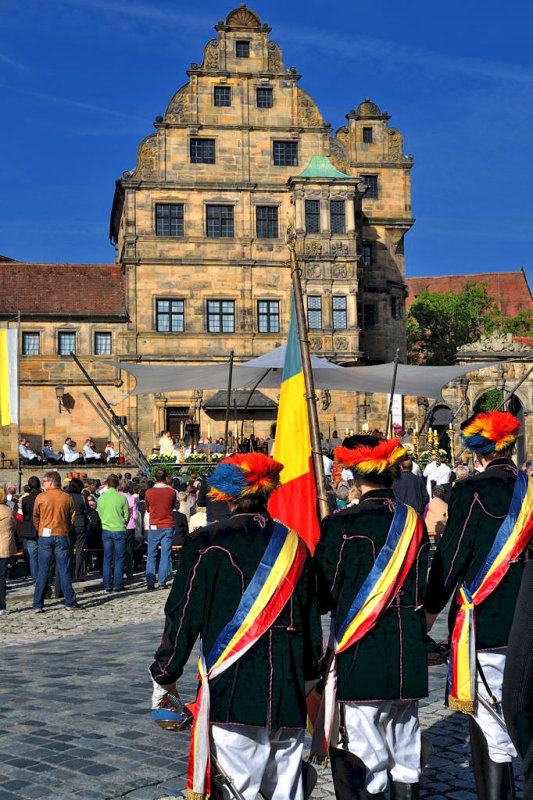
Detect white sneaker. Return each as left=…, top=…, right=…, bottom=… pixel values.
left=0, top=609, right=9, bottom=616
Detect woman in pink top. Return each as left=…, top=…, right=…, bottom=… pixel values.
left=119, top=479, right=139, bottom=580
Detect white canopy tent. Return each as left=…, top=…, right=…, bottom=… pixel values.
left=105, top=346, right=501, bottom=400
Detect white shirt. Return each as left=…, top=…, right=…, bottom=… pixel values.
left=105, top=445, right=117, bottom=460
left=43, top=445, right=62, bottom=461
left=342, top=468, right=354, bottom=482
left=62, top=443, right=81, bottom=463
left=423, top=461, right=452, bottom=497
left=19, top=443, right=38, bottom=460
left=83, top=444, right=101, bottom=459
left=322, top=454, right=333, bottom=478
left=411, top=462, right=421, bottom=476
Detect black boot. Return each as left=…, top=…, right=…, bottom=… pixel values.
left=328, top=748, right=386, bottom=800
left=469, top=717, right=516, bottom=800
left=389, top=782, right=420, bottom=799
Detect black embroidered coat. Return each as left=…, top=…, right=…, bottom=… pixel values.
left=425, top=458, right=529, bottom=649
left=150, top=511, right=323, bottom=729
left=314, top=489, right=430, bottom=702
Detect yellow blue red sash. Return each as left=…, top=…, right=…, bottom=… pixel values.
left=309, top=502, right=424, bottom=763
left=187, top=522, right=306, bottom=800
left=448, top=470, right=533, bottom=713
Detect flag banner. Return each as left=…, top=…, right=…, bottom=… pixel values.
left=0, top=329, right=18, bottom=426
left=269, top=291, right=321, bottom=553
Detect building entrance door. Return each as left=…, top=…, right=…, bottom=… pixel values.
left=166, top=407, right=189, bottom=439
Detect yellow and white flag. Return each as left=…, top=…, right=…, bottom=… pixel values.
left=0, top=330, right=18, bottom=425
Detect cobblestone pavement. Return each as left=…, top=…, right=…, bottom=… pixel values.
left=0, top=574, right=523, bottom=799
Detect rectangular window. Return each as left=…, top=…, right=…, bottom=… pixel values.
left=305, top=200, right=320, bottom=233
left=332, top=296, right=347, bottom=329
left=190, top=138, right=215, bottom=164
left=206, top=205, right=234, bottom=238
left=22, top=332, right=40, bottom=355
left=391, top=296, right=402, bottom=320
left=363, top=304, right=377, bottom=328
left=156, top=299, right=185, bottom=333
left=94, top=332, right=112, bottom=355
left=362, top=127, right=373, bottom=143
left=307, top=295, right=322, bottom=329
left=256, top=206, right=278, bottom=238
left=362, top=242, right=373, bottom=266
left=257, top=300, right=280, bottom=333
left=361, top=174, right=379, bottom=199
left=330, top=200, right=345, bottom=234
left=235, top=40, right=250, bottom=58
left=214, top=86, right=231, bottom=107
left=207, top=300, right=235, bottom=333
left=256, top=87, right=273, bottom=108
left=155, top=204, right=184, bottom=237
left=273, top=140, right=298, bottom=166
left=58, top=331, right=76, bottom=355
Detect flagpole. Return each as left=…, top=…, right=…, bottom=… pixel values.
left=286, top=224, right=329, bottom=521
left=385, top=348, right=400, bottom=437
left=17, top=310, right=21, bottom=493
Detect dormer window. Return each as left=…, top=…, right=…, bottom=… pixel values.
left=362, top=127, right=373, bottom=143
left=235, top=40, right=250, bottom=58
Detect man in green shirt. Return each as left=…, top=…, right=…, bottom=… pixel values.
left=97, top=474, right=130, bottom=592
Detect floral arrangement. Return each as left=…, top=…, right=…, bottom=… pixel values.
left=148, top=453, right=177, bottom=464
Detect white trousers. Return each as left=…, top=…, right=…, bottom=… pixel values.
left=342, top=700, right=421, bottom=795
left=473, top=651, right=517, bottom=763
left=210, top=724, right=305, bottom=800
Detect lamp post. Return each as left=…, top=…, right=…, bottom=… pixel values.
left=55, top=384, right=65, bottom=414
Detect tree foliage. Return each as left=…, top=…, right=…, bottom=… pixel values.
left=407, top=282, right=533, bottom=365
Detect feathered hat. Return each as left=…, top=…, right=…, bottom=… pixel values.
left=333, top=435, right=407, bottom=480
left=208, top=452, right=283, bottom=502
left=460, top=410, right=520, bottom=454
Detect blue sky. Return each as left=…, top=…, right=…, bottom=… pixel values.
left=1, top=0, right=532, bottom=282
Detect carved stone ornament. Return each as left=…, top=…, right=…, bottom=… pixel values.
left=226, top=7, right=261, bottom=27
left=268, top=41, right=283, bottom=72
left=332, top=264, right=348, bottom=278
left=334, top=337, right=349, bottom=351
left=329, top=138, right=349, bottom=173
left=135, top=135, right=158, bottom=174
left=297, top=88, right=323, bottom=127
left=305, top=241, right=322, bottom=255
left=309, top=337, right=322, bottom=351
left=203, top=40, right=220, bottom=70
left=306, top=263, right=322, bottom=278
left=330, top=242, right=349, bottom=256
left=457, top=332, right=533, bottom=354
left=388, top=127, right=404, bottom=162
left=166, top=85, right=193, bottom=123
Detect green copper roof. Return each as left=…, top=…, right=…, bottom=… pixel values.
left=295, top=155, right=352, bottom=179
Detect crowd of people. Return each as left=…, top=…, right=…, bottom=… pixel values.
left=0, top=467, right=211, bottom=615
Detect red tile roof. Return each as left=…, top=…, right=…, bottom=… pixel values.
left=406, top=270, right=533, bottom=318
left=0, top=263, right=127, bottom=319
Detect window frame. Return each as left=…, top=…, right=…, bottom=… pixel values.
left=362, top=127, right=373, bottom=143
left=235, top=40, right=250, bottom=58
left=214, top=86, right=231, bottom=107
left=361, top=174, right=379, bottom=199
left=207, top=299, right=235, bottom=334
left=21, top=331, right=40, bottom=356
left=273, top=140, right=298, bottom=167
left=305, top=199, right=320, bottom=234
left=307, top=295, right=322, bottom=330
left=206, top=205, right=234, bottom=238
left=362, top=242, right=373, bottom=267
left=155, top=203, right=184, bottom=237
left=57, top=330, right=76, bottom=356
left=190, top=138, right=216, bottom=164
left=93, top=332, right=112, bottom=356
left=257, top=299, right=280, bottom=333
left=391, top=296, right=402, bottom=320
left=256, top=87, right=273, bottom=108
left=332, top=296, right=348, bottom=330
left=155, top=299, right=185, bottom=333
left=330, top=200, right=346, bottom=234
left=256, top=205, right=279, bottom=239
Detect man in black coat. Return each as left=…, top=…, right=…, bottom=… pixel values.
left=314, top=436, right=429, bottom=800
left=393, top=458, right=429, bottom=515
left=20, top=476, right=41, bottom=584
left=150, top=453, right=322, bottom=800
left=425, top=411, right=530, bottom=799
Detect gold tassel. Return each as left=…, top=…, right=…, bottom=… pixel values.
left=308, top=753, right=329, bottom=767
left=187, top=791, right=206, bottom=800
left=447, top=697, right=474, bottom=714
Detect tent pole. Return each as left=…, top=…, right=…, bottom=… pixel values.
left=385, top=349, right=400, bottom=438
left=240, top=369, right=271, bottom=444
left=287, top=225, right=329, bottom=522
left=223, top=350, right=234, bottom=455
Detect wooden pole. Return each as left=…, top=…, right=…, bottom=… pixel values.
left=385, top=348, right=400, bottom=438
left=17, top=310, right=21, bottom=492
left=223, top=350, right=234, bottom=455
left=286, top=224, right=329, bottom=521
